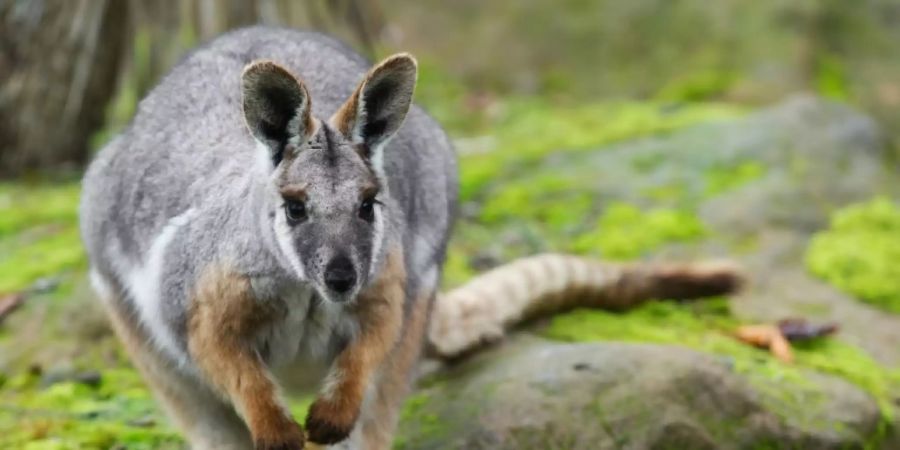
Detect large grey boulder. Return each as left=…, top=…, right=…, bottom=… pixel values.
left=399, top=337, right=886, bottom=450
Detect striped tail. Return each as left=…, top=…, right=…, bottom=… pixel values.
left=427, top=253, right=744, bottom=359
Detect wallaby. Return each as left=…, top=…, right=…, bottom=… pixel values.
left=80, top=26, right=742, bottom=450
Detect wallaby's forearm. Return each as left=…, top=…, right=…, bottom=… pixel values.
left=188, top=265, right=304, bottom=449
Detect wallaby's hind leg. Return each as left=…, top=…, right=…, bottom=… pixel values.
left=92, top=272, right=253, bottom=450
left=354, top=289, right=434, bottom=450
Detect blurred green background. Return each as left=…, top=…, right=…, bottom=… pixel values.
left=1, top=1, right=899, bottom=448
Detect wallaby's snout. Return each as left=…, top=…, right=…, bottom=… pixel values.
left=324, top=254, right=356, bottom=295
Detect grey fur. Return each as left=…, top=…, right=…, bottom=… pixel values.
left=80, top=25, right=457, bottom=375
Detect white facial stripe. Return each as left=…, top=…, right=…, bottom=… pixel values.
left=274, top=209, right=306, bottom=280
left=125, top=208, right=196, bottom=367
left=368, top=202, right=387, bottom=280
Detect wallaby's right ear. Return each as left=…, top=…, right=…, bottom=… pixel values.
left=242, top=61, right=314, bottom=167
left=330, top=53, right=417, bottom=159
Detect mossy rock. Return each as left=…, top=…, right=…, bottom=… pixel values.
left=398, top=338, right=890, bottom=450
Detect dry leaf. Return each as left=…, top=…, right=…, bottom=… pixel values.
left=735, top=324, right=794, bottom=363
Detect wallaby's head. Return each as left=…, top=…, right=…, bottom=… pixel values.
left=241, top=54, right=417, bottom=303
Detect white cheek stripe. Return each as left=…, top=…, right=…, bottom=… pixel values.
left=275, top=210, right=307, bottom=280
left=124, top=208, right=196, bottom=366
left=369, top=204, right=387, bottom=279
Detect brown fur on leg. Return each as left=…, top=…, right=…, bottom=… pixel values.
left=305, top=247, right=406, bottom=445
left=360, top=287, right=432, bottom=450
left=97, top=275, right=253, bottom=450
left=188, top=266, right=305, bottom=450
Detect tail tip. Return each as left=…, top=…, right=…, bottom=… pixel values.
left=656, top=260, right=747, bottom=299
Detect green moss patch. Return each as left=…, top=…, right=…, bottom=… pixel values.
left=0, top=183, right=80, bottom=236
left=0, top=226, right=86, bottom=294
left=459, top=100, right=744, bottom=201
left=479, top=174, right=593, bottom=232
left=703, top=161, right=765, bottom=197
left=0, top=368, right=182, bottom=449
left=394, top=393, right=447, bottom=449
left=570, top=202, right=705, bottom=260
left=0, top=182, right=85, bottom=293
left=806, top=197, right=900, bottom=314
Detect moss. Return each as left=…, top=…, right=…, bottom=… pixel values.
left=0, top=181, right=85, bottom=293
left=542, top=300, right=899, bottom=431
left=570, top=202, right=705, bottom=259
left=0, top=183, right=80, bottom=237
left=0, top=368, right=182, bottom=449
left=703, top=161, right=765, bottom=197
left=479, top=174, right=593, bottom=232
left=637, top=182, right=684, bottom=203
left=441, top=246, right=477, bottom=290
left=458, top=100, right=745, bottom=201
left=815, top=54, right=850, bottom=101
left=656, top=71, right=738, bottom=102
left=0, top=226, right=86, bottom=293
left=806, top=197, right=900, bottom=313
left=393, top=393, right=448, bottom=450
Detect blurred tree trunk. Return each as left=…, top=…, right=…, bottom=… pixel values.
left=0, top=0, right=130, bottom=176
left=0, top=0, right=382, bottom=177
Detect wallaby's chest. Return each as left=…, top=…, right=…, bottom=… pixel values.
left=251, top=278, right=359, bottom=369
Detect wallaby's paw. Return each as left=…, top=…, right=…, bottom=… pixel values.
left=255, top=438, right=305, bottom=450
left=253, top=418, right=305, bottom=450
left=305, top=399, right=358, bottom=445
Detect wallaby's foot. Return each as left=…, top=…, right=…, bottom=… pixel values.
left=305, top=398, right=358, bottom=445
left=253, top=418, right=305, bottom=450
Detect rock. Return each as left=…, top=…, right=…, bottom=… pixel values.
left=400, top=336, right=885, bottom=450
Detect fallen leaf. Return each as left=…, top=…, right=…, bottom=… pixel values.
left=735, top=324, right=793, bottom=363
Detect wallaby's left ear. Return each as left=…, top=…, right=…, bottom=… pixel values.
left=242, top=60, right=314, bottom=167
left=330, top=53, right=417, bottom=156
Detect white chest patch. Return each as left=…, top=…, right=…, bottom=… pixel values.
left=256, top=283, right=360, bottom=369
left=123, top=209, right=196, bottom=366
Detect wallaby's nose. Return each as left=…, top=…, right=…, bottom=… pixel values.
left=324, top=255, right=356, bottom=294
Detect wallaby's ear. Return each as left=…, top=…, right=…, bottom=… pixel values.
left=330, top=53, right=417, bottom=157
left=242, top=61, right=313, bottom=166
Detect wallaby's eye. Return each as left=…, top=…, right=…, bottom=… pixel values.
left=284, top=200, right=307, bottom=223
left=358, top=197, right=376, bottom=222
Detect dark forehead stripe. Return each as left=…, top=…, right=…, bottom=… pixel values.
left=322, top=123, right=339, bottom=168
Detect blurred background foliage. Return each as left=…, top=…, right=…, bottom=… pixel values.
left=2, top=0, right=900, bottom=176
